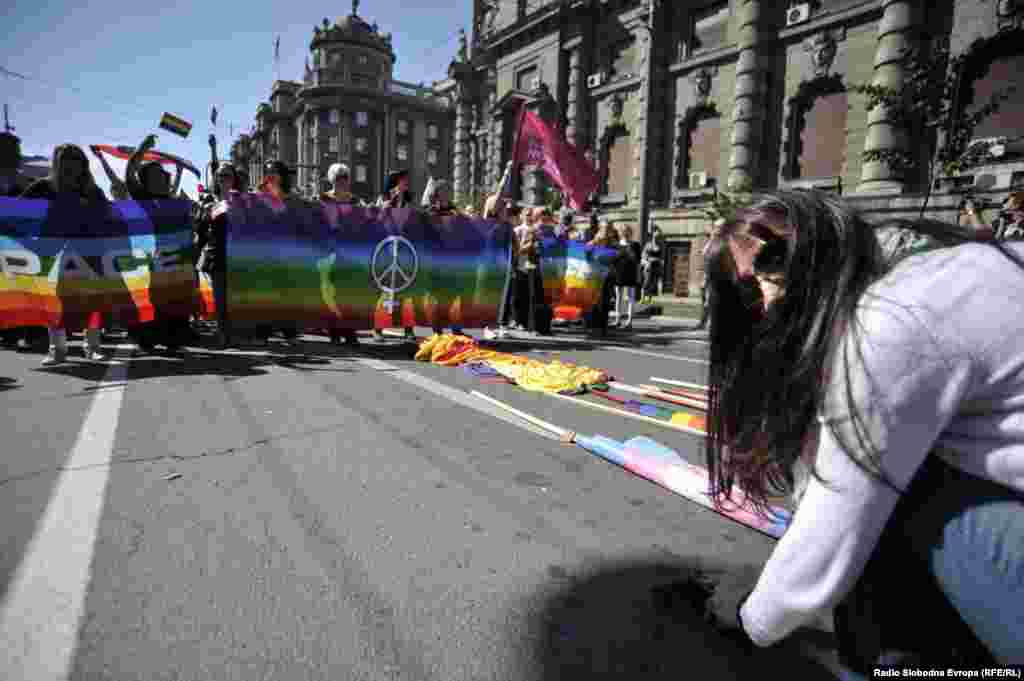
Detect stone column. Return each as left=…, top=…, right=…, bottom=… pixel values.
left=727, top=0, right=764, bottom=191
left=296, top=115, right=306, bottom=192
left=453, top=85, right=472, bottom=200
left=566, top=46, right=585, bottom=148
left=858, top=0, right=913, bottom=194
left=491, top=115, right=505, bottom=192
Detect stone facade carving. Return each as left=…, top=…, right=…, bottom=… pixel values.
left=998, top=0, right=1023, bottom=30
left=803, top=28, right=846, bottom=79
left=692, top=67, right=715, bottom=106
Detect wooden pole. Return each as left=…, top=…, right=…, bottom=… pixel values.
left=608, top=382, right=707, bottom=411
left=650, top=376, right=708, bottom=392
left=549, top=392, right=706, bottom=438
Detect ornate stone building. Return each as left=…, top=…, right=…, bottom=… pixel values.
left=452, top=0, right=1024, bottom=295
left=230, top=2, right=455, bottom=203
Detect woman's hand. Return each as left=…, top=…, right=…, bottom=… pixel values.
left=706, top=564, right=761, bottom=630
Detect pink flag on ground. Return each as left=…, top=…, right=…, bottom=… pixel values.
left=511, top=109, right=599, bottom=211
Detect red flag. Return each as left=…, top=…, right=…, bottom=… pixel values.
left=511, top=110, right=599, bottom=211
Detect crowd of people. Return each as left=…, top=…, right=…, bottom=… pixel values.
left=4, top=134, right=666, bottom=362
left=3, top=128, right=1023, bottom=667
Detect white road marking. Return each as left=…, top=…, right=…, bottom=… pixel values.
left=606, top=345, right=710, bottom=364
left=348, top=357, right=556, bottom=440
left=0, top=362, right=127, bottom=681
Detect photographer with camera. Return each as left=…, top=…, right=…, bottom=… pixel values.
left=992, top=191, right=1024, bottom=241
left=958, top=195, right=995, bottom=241
left=960, top=192, right=1024, bottom=242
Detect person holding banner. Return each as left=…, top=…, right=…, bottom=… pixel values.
left=583, top=219, right=617, bottom=337
left=376, top=170, right=416, bottom=341
left=260, top=161, right=303, bottom=347
left=320, top=163, right=360, bottom=346
left=698, top=191, right=1023, bottom=670
left=425, top=179, right=464, bottom=337
left=196, top=164, right=238, bottom=349
left=21, top=144, right=109, bottom=364
left=122, top=134, right=191, bottom=355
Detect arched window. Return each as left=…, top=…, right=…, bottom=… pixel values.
left=961, top=31, right=1024, bottom=155
left=675, top=104, right=721, bottom=190
left=799, top=91, right=847, bottom=178
left=783, top=75, right=847, bottom=181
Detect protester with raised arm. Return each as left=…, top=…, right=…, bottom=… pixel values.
left=90, top=146, right=130, bottom=200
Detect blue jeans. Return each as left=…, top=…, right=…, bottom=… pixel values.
left=834, top=455, right=1024, bottom=677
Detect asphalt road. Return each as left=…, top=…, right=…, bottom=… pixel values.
left=0, top=320, right=844, bottom=680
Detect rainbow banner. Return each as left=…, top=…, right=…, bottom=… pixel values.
left=202, top=194, right=516, bottom=330
left=539, top=238, right=617, bottom=322
left=0, top=198, right=195, bottom=330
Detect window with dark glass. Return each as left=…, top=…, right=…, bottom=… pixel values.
left=427, top=124, right=439, bottom=140
left=355, top=137, right=368, bottom=154
left=427, top=149, right=438, bottom=165
left=396, top=144, right=409, bottom=161
left=969, top=52, right=1024, bottom=143
left=356, top=111, right=369, bottom=127
left=397, top=119, right=409, bottom=135
left=356, top=165, right=367, bottom=183
left=691, top=3, right=729, bottom=54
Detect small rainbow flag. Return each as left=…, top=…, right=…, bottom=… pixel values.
left=159, top=112, right=192, bottom=138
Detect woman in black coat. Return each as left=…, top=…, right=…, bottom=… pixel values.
left=611, top=224, right=641, bottom=328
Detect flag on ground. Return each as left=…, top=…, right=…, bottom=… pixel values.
left=159, top=112, right=192, bottom=138
left=511, top=110, right=599, bottom=211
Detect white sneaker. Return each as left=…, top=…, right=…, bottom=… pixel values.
left=41, top=350, right=66, bottom=366
left=85, top=349, right=108, bottom=361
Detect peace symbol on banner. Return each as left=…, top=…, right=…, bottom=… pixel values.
left=370, top=235, right=419, bottom=294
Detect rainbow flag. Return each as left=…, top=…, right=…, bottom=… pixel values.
left=91, top=144, right=201, bottom=180
left=574, top=435, right=791, bottom=538
left=206, top=194, right=516, bottom=330
left=539, top=237, right=617, bottom=321
left=159, top=112, right=192, bottom=138
left=0, top=198, right=195, bottom=330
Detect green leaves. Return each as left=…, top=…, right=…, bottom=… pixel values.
left=852, top=36, right=1014, bottom=197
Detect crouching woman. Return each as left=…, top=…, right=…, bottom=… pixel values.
left=700, top=190, right=1024, bottom=671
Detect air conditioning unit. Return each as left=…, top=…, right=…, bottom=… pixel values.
left=529, top=76, right=541, bottom=91
left=689, top=171, right=709, bottom=190
left=587, top=72, right=605, bottom=89
left=786, top=3, right=811, bottom=26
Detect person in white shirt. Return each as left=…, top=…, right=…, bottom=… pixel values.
left=697, top=190, right=1023, bottom=671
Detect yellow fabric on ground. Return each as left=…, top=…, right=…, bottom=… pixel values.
left=414, top=333, right=610, bottom=394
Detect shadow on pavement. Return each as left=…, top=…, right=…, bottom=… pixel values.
left=33, top=346, right=360, bottom=381
left=532, top=558, right=840, bottom=680
left=0, top=376, right=18, bottom=391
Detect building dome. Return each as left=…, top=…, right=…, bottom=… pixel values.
left=310, top=2, right=394, bottom=60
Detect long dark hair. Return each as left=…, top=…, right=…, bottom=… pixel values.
left=705, top=190, right=1024, bottom=516
left=705, top=191, right=890, bottom=515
